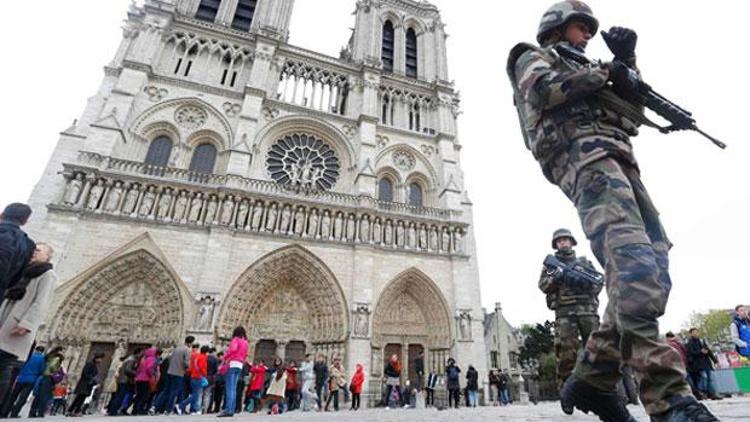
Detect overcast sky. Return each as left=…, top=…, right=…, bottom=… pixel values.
left=1, top=1, right=747, bottom=331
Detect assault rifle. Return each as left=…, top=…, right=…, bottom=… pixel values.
left=555, top=44, right=726, bottom=149
left=543, top=254, right=604, bottom=291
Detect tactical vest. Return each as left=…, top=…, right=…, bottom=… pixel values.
left=546, top=252, right=600, bottom=316
left=507, top=42, right=641, bottom=183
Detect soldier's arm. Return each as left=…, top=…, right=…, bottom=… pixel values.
left=515, top=50, right=609, bottom=111
left=538, top=266, right=558, bottom=293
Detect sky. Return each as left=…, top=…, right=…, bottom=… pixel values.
left=0, top=1, right=748, bottom=331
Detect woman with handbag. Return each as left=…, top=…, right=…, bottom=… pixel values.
left=349, top=363, right=364, bottom=410
left=324, top=357, right=345, bottom=411
left=133, top=347, right=157, bottom=415
left=178, top=345, right=208, bottom=415
left=263, top=357, right=287, bottom=414
left=217, top=326, right=248, bottom=418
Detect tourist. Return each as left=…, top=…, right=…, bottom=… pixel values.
left=313, top=354, right=328, bottom=410
left=203, top=347, right=219, bottom=413
left=210, top=351, right=225, bottom=413
left=285, top=360, right=299, bottom=411
left=156, top=336, right=193, bottom=414
left=446, top=358, right=461, bottom=409
left=0, top=203, right=36, bottom=302
left=264, top=357, right=287, bottom=414
left=178, top=344, right=208, bottom=415
left=488, top=370, right=500, bottom=406
left=28, top=346, right=65, bottom=417
left=687, top=328, right=721, bottom=400
left=66, top=352, right=103, bottom=416
left=0, top=243, right=56, bottom=403
left=349, top=363, right=364, bottom=410
left=731, top=305, right=750, bottom=359
left=414, top=351, right=424, bottom=391
left=466, top=365, right=479, bottom=407
left=218, top=326, right=248, bottom=417
left=1, top=345, right=45, bottom=417
left=324, top=357, right=345, bottom=411
left=498, top=369, right=511, bottom=406
left=383, top=354, right=402, bottom=408
left=107, top=348, right=140, bottom=416
left=299, top=354, right=316, bottom=411
left=50, top=380, right=69, bottom=415
left=133, top=347, right=158, bottom=415
left=425, top=369, right=438, bottom=407
left=246, top=359, right=266, bottom=413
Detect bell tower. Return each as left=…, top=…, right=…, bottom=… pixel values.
left=177, top=0, right=295, bottom=41
left=349, top=0, right=449, bottom=83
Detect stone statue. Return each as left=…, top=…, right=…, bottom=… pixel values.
left=156, top=189, right=173, bottom=220
left=307, top=209, right=319, bottom=238
left=395, top=222, right=406, bottom=247
left=188, top=193, right=204, bottom=223
left=333, top=212, right=344, bottom=240
left=293, top=207, right=306, bottom=236
left=236, top=199, right=250, bottom=229
left=138, top=186, right=156, bottom=217
left=122, top=184, right=140, bottom=215
left=321, top=210, right=331, bottom=239
left=345, top=214, right=356, bottom=242
left=429, top=226, right=439, bottom=251
left=458, top=312, right=472, bottom=340
left=359, top=216, right=370, bottom=243
left=86, top=179, right=105, bottom=210
left=372, top=218, right=382, bottom=244
left=219, top=195, right=234, bottom=225
left=63, top=173, right=84, bottom=206
left=454, top=228, right=464, bottom=254
left=193, top=296, right=216, bottom=332
left=407, top=223, right=417, bottom=249
left=205, top=196, right=218, bottom=225
left=352, top=305, right=370, bottom=338
left=441, top=227, right=451, bottom=253
left=173, top=191, right=189, bottom=222
left=385, top=220, right=395, bottom=246
left=419, top=225, right=428, bottom=250
left=251, top=201, right=264, bottom=230
left=265, top=203, right=278, bottom=232
left=103, top=181, right=123, bottom=212
left=279, top=204, right=292, bottom=234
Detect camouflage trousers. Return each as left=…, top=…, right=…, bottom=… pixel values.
left=557, top=156, right=692, bottom=415
left=554, top=313, right=599, bottom=388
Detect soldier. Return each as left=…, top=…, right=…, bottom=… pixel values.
left=539, top=228, right=601, bottom=389
left=507, top=1, right=718, bottom=421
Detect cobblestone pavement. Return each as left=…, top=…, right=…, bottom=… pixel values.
left=26, top=397, right=750, bottom=421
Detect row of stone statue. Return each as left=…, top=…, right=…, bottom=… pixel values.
left=61, top=172, right=466, bottom=254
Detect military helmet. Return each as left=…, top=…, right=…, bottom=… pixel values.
left=537, top=0, right=599, bottom=44
left=552, top=228, right=577, bottom=249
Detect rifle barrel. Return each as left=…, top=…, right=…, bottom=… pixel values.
left=693, top=126, right=727, bottom=149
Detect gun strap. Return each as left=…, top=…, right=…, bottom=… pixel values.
left=594, top=89, right=664, bottom=131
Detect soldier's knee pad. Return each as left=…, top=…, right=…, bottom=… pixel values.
left=612, top=244, right=668, bottom=319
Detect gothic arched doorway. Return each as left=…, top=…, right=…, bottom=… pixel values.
left=371, top=268, right=452, bottom=389
left=216, top=245, right=349, bottom=362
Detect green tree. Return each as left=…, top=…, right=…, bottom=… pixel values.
left=518, top=320, right=554, bottom=364
left=684, top=310, right=732, bottom=344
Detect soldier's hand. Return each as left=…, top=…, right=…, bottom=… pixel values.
left=606, top=61, right=639, bottom=99
left=601, top=26, right=637, bottom=60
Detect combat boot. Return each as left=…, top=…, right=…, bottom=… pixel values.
left=560, top=375, right=638, bottom=422
left=650, top=397, right=719, bottom=422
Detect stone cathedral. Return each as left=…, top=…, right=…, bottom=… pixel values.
left=26, top=0, right=487, bottom=401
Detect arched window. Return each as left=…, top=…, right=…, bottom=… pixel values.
left=408, top=182, right=423, bottom=207
left=231, top=0, right=257, bottom=32
left=195, top=0, right=221, bottom=23
left=144, top=136, right=172, bottom=167
left=378, top=178, right=394, bottom=202
left=405, top=28, right=418, bottom=78
left=189, top=143, right=217, bottom=174
left=382, top=20, right=395, bottom=72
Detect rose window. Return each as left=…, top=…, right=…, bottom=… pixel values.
left=266, top=134, right=340, bottom=190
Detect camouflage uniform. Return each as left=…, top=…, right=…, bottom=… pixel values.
left=508, top=1, right=692, bottom=415
left=539, top=248, right=601, bottom=388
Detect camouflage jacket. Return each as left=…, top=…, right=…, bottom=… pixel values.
left=538, top=250, right=602, bottom=316
left=507, top=41, right=641, bottom=189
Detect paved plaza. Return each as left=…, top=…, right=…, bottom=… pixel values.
left=20, top=398, right=750, bottom=421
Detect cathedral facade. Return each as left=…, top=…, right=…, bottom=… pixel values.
left=26, top=0, right=486, bottom=402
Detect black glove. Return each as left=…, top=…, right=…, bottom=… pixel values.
left=601, top=26, right=637, bottom=61
left=607, top=61, right=639, bottom=99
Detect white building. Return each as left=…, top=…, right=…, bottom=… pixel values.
left=484, top=302, right=522, bottom=373
left=26, top=0, right=486, bottom=402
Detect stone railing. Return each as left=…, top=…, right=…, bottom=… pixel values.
left=55, top=154, right=468, bottom=256
left=74, top=152, right=460, bottom=220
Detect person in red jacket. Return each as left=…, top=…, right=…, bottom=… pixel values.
left=247, top=360, right=267, bottom=413
left=349, top=364, right=364, bottom=410
left=285, top=361, right=299, bottom=411
left=178, top=345, right=208, bottom=415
